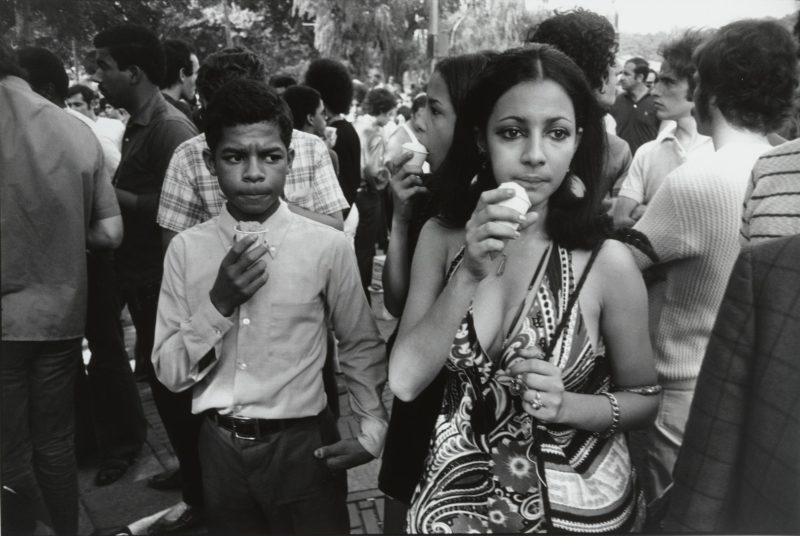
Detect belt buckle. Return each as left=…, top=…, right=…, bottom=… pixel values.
left=231, top=416, right=258, bottom=441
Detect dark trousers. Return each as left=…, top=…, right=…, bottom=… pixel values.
left=120, top=281, right=203, bottom=508
left=354, top=187, right=384, bottom=295
left=199, top=409, right=348, bottom=535
left=1, top=339, right=81, bottom=536
left=77, top=251, right=146, bottom=463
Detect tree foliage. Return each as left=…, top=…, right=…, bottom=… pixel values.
left=292, top=0, right=427, bottom=80
left=5, top=0, right=792, bottom=90
left=443, top=0, right=545, bottom=56
left=1, top=0, right=315, bottom=81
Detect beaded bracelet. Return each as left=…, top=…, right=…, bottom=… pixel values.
left=600, top=392, right=621, bottom=438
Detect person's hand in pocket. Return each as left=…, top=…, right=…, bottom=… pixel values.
left=313, top=438, right=374, bottom=470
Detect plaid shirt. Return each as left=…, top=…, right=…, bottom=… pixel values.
left=666, top=236, right=800, bottom=533
left=157, top=129, right=349, bottom=233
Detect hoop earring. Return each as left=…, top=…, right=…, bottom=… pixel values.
left=566, top=171, right=586, bottom=199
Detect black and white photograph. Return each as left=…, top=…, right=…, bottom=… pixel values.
left=1, top=0, right=798, bottom=533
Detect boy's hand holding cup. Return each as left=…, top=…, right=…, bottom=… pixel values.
left=210, top=224, right=270, bottom=317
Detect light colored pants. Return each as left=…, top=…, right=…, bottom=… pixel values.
left=643, top=386, right=694, bottom=504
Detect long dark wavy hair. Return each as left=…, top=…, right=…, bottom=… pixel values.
left=437, top=44, right=608, bottom=250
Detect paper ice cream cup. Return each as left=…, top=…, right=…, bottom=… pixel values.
left=402, top=141, right=429, bottom=167
left=495, top=182, right=531, bottom=231
left=233, top=222, right=269, bottom=252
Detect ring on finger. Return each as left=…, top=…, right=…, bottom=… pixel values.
left=528, top=389, right=544, bottom=410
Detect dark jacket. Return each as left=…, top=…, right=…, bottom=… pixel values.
left=666, top=235, right=800, bottom=533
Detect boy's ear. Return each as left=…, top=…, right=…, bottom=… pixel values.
left=202, top=147, right=217, bottom=176
left=305, top=113, right=314, bottom=128
left=287, top=147, right=295, bottom=171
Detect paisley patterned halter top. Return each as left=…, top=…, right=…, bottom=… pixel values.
left=406, top=244, right=644, bottom=533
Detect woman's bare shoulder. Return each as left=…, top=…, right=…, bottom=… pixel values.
left=595, top=238, right=640, bottom=274
left=417, top=218, right=466, bottom=265
left=575, top=239, right=642, bottom=294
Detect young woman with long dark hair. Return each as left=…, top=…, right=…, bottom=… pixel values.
left=390, top=45, right=659, bottom=533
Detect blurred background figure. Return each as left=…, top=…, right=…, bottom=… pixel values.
left=2, top=41, right=122, bottom=536
left=159, top=39, right=199, bottom=121
left=611, top=56, right=661, bottom=155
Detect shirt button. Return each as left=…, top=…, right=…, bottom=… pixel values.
left=214, top=328, right=221, bottom=335
left=234, top=404, right=243, bottom=413
left=237, top=361, right=247, bottom=370
left=241, top=318, right=250, bottom=326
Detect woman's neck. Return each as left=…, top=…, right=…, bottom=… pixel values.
left=520, top=205, right=549, bottom=241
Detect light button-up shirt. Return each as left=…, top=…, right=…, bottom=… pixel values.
left=152, top=201, right=388, bottom=456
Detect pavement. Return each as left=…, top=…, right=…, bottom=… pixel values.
left=77, top=313, right=398, bottom=535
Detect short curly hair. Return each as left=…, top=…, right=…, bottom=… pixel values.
left=694, top=19, right=797, bottom=134
left=304, top=58, right=353, bottom=115
left=525, top=8, right=618, bottom=92
left=93, top=24, right=165, bottom=86
left=205, top=79, right=293, bottom=154
left=196, top=47, right=267, bottom=104
left=658, top=30, right=711, bottom=99
left=363, top=87, right=397, bottom=116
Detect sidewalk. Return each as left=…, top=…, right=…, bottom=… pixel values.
left=78, top=316, right=397, bottom=535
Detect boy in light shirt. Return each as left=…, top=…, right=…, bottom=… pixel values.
left=152, top=79, right=388, bottom=534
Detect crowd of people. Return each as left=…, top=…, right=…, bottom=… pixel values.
left=2, top=6, right=799, bottom=536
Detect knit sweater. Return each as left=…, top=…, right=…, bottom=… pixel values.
left=741, top=137, right=800, bottom=245
left=631, top=141, right=770, bottom=388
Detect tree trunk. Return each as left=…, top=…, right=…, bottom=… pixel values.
left=15, top=0, right=31, bottom=46
left=222, top=0, right=234, bottom=47
left=72, top=38, right=80, bottom=83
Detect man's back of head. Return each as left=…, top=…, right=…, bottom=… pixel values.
left=525, top=8, right=619, bottom=109
left=196, top=47, right=266, bottom=106
left=17, top=46, right=68, bottom=106
left=694, top=19, right=797, bottom=136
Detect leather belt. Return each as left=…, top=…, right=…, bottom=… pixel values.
left=207, top=411, right=315, bottom=441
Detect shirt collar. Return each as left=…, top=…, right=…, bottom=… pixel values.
left=127, top=90, right=167, bottom=127
left=656, top=121, right=679, bottom=143
left=0, top=75, right=32, bottom=93
left=217, top=200, right=293, bottom=260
